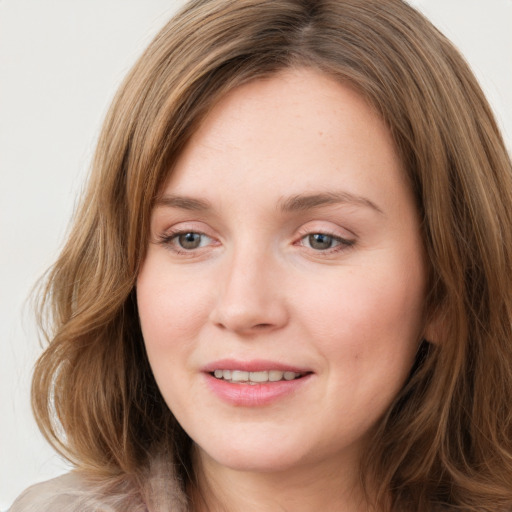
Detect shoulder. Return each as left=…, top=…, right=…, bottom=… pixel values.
left=9, top=472, right=98, bottom=512
left=8, top=472, right=146, bottom=512
left=8, top=453, right=189, bottom=512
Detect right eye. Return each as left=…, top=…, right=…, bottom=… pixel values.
left=158, top=230, right=215, bottom=253
left=175, top=232, right=206, bottom=250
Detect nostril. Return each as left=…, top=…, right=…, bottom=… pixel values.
left=254, top=323, right=272, bottom=329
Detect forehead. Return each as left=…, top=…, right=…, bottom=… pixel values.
left=178, top=68, right=388, bottom=157
left=159, top=67, right=411, bottom=218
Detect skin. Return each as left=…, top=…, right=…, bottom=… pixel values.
left=137, top=67, right=430, bottom=512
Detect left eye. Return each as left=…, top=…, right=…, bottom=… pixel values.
left=301, top=233, right=351, bottom=251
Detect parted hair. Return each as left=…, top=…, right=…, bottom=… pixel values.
left=33, top=0, right=512, bottom=510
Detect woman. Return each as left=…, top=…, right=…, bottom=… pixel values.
left=10, top=0, right=512, bottom=511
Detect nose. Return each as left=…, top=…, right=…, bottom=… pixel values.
left=209, top=247, right=289, bottom=335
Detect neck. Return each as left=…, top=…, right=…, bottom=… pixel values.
left=190, top=447, right=376, bottom=512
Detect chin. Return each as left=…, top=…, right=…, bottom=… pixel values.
left=195, top=434, right=309, bottom=474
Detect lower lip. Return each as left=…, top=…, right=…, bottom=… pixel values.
left=204, top=373, right=311, bottom=406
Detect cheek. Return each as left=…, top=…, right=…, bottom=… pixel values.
left=136, top=260, right=214, bottom=416
left=294, top=261, right=425, bottom=364
left=136, top=260, right=213, bottom=353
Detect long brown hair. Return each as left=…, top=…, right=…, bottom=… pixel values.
left=33, top=1, right=512, bottom=510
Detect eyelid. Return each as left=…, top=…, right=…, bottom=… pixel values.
left=153, top=220, right=356, bottom=257
left=298, top=232, right=354, bottom=249
left=162, top=230, right=212, bottom=245
left=295, top=221, right=356, bottom=240
left=154, top=222, right=220, bottom=256
left=153, top=220, right=216, bottom=241
left=294, top=222, right=356, bottom=254
left=299, top=233, right=354, bottom=251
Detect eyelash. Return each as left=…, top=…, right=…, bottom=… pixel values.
left=297, top=232, right=355, bottom=254
left=156, top=230, right=215, bottom=255
left=156, top=229, right=355, bottom=256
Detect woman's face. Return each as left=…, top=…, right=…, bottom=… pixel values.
left=137, top=68, right=428, bottom=476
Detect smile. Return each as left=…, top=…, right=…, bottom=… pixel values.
left=212, top=369, right=303, bottom=384
left=205, top=367, right=312, bottom=406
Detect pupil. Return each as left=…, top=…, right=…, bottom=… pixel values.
left=179, top=232, right=201, bottom=249
left=309, top=233, right=332, bottom=250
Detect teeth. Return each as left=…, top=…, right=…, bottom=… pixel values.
left=269, top=370, right=283, bottom=382
left=249, top=371, right=269, bottom=383
left=231, top=370, right=249, bottom=382
left=212, top=369, right=302, bottom=383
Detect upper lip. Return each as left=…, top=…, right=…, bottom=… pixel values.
left=202, top=359, right=311, bottom=374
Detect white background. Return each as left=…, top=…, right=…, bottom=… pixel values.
left=1, top=1, right=511, bottom=508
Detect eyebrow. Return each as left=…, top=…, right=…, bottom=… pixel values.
left=154, top=191, right=383, bottom=215
left=278, top=191, right=383, bottom=215
left=154, top=194, right=212, bottom=211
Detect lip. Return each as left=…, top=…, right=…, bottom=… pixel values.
left=202, top=358, right=310, bottom=374
left=202, top=359, right=313, bottom=407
